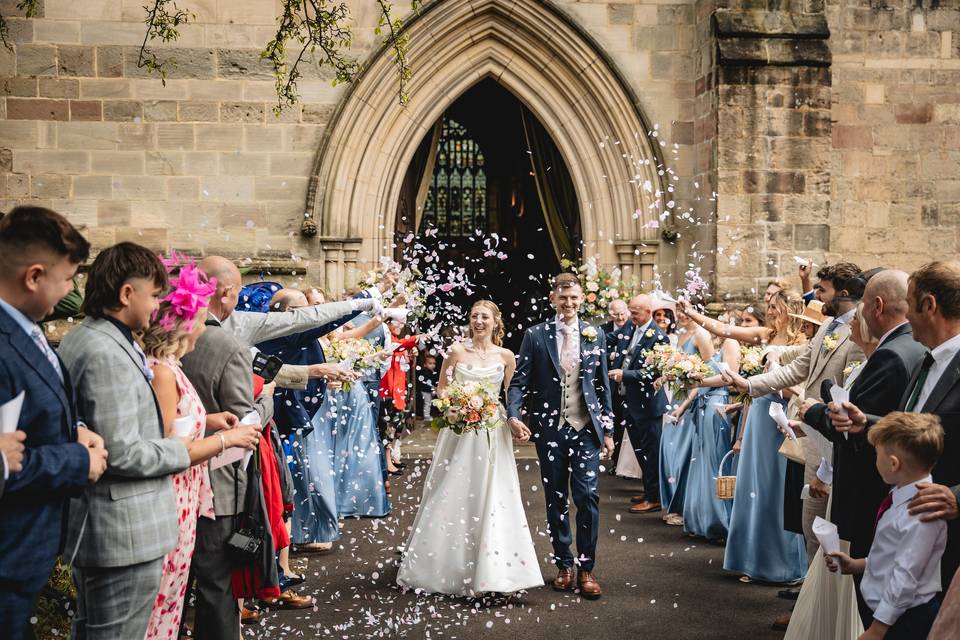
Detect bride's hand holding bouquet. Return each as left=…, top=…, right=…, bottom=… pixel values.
left=432, top=379, right=503, bottom=445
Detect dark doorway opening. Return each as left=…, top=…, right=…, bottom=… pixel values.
left=395, top=78, right=582, bottom=350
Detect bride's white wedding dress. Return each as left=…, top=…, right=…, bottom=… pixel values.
left=396, top=362, right=544, bottom=596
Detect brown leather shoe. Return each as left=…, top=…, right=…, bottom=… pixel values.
left=240, top=606, right=261, bottom=624
left=262, top=589, right=314, bottom=609
left=552, top=567, right=575, bottom=591
left=771, top=612, right=791, bottom=630
left=629, top=500, right=662, bottom=513
left=630, top=495, right=647, bottom=503
left=577, top=571, right=602, bottom=599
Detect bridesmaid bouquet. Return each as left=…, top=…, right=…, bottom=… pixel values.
left=327, top=337, right=381, bottom=391
left=431, top=379, right=501, bottom=444
left=643, top=344, right=712, bottom=397
left=733, top=345, right=765, bottom=404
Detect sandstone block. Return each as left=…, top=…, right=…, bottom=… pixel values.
left=17, top=44, right=57, bottom=76
left=145, top=150, right=185, bottom=175
left=220, top=102, right=265, bottom=123
left=832, top=125, right=873, bottom=150
left=895, top=103, right=933, bottom=125
left=0, top=121, right=39, bottom=147
left=123, top=48, right=216, bottom=80
left=302, top=104, right=334, bottom=125
left=157, top=123, right=195, bottom=150
left=31, top=174, right=72, bottom=199
left=114, top=227, right=168, bottom=249
left=183, top=151, right=219, bottom=174
left=168, top=176, right=199, bottom=200
left=219, top=152, right=269, bottom=176
left=34, top=20, right=81, bottom=44
left=7, top=97, right=69, bottom=120
left=196, top=124, right=243, bottom=151
left=91, top=150, right=145, bottom=175
left=118, top=123, right=156, bottom=149
left=74, top=175, right=113, bottom=199
left=269, top=153, right=314, bottom=176
left=57, top=45, right=96, bottom=77
left=112, top=175, right=166, bottom=199
left=95, top=46, right=124, bottom=78
left=794, top=223, right=830, bottom=250
left=254, top=176, right=308, bottom=201
left=216, top=48, right=276, bottom=80
left=69, top=100, right=102, bottom=121
left=13, top=150, right=89, bottom=174
left=200, top=176, right=254, bottom=201
left=2, top=77, right=39, bottom=97
left=245, top=125, right=286, bottom=152
left=178, top=102, right=219, bottom=122
left=57, top=122, right=117, bottom=150
left=143, top=100, right=179, bottom=122
left=40, top=78, right=79, bottom=99
left=80, top=78, right=131, bottom=99
left=102, top=100, right=143, bottom=121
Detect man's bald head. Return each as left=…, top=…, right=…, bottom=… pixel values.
left=862, top=269, right=909, bottom=338
left=270, top=288, right=308, bottom=312
left=608, top=299, right=628, bottom=327
left=628, top=294, right=653, bottom=326
left=200, top=256, right=241, bottom=320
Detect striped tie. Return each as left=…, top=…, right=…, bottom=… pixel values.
left=31, top=326, right=63, bottom=381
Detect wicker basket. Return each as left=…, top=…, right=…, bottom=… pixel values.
left=715, top=450, right=737, bottom=500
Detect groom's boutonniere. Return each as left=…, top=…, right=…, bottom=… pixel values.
left=822, top=333, right=839, bottom=353
left=581, top=326, right=598, bottom=342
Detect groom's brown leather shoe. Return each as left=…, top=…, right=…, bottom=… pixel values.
left=577, top=571, right=602, bottom=599
left=630, top=494, right=646, bottom=503
left=629, top=500, right=661, bottom=513
left=552, top=567, right=575, bottom=591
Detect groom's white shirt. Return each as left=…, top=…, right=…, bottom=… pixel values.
left=554, top=315, right=581, bottom=360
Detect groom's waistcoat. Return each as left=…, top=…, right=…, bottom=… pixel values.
left=560, top=363, right=591, bottom=430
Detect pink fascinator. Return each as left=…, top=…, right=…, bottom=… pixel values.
left=156, top=251, right=217, bottom=331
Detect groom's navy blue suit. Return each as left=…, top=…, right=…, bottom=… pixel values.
left=507, top=318, right=614, bottom=572
left=610, top=320, right=669, bottom=499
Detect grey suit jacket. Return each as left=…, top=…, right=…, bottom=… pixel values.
left=58, top=317, right=190, bottom=568
left=223, top=301, right=356, bottom=345
left=181, top=317, right=273, bottom=517
left=749, top=320, right=865, bottom=402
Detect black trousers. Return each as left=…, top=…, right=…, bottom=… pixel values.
left=610, top=395, right=628, bottom=466
left=625, top=415, right=662, bottom=499
left=192, top=515, right=239, bottom=640
left=0, top=582, right=40, bottom=640
left=862, top=598, right=940, bottom=639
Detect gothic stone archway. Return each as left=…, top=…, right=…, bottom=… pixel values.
left=306, top=0, right=667, bottom=293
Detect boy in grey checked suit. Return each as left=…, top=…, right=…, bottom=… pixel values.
left=59, top=243, right=190, bottom=640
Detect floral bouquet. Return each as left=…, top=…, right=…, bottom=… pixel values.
left=326, top=337, right=381, bottom=391
left=643, top=344, right=712, bottom=397
left=431, top=379, right=502, bottom=445
left=560, top=256, right=631, bottom=320
left=729, top=345, right=765, bottom=404
left=357, top=259, right=428, bottom=322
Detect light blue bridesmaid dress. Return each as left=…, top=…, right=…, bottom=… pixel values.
left=328, top=383, right=392, bottom=518
left=682, top=353, right=732, bottom=540
left=723, top=394, right=807, bottom=583
left=659, top=336, right=700, bottom=514
left=290, top=420, right=341, bottom=544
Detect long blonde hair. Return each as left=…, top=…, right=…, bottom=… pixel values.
left=768, top=290, right=806, bottom=345
left=469, top=300, right=505, bottom=347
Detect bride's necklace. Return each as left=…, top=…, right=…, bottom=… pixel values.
left=470, top=343, right=492, bottom=361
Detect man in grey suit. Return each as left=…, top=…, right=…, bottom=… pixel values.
left=59, top=243, right=191, bottom=640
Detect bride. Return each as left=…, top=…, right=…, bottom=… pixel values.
left=396, top=300, right=544, bottom=596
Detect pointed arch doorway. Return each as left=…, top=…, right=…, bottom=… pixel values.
left=393, top=79, right=580, bottom=347
left=307, top=0, right=667, bottom=300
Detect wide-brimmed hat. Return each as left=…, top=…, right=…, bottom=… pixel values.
left=788, top=300, right=827, bottom=326
left=650, top=290, right=677, bottom=312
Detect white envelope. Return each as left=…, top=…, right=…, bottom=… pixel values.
left=173, top=415, right=195, bottom=438
left=812, top=516, right=840, bottom=555
left=829, top=383, right=850, bottom=417
left=0, top=391, right=25, bottom=434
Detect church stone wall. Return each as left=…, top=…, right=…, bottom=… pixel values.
left=0, top=0, right=957, bottom=297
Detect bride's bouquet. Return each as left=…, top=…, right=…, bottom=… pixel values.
left=326, top=337, right=381, bottom=391
left=643, top=344, right=712, bottom=397
left=431, top=379, right=502, bottom=444
left=732, top=345, right=764, bottom=404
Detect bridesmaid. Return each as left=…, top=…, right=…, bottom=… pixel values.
left=323, top=317, right=393, bottom=518
left=658, top=308, right=714, bottom=525
left=141, top=265, right=259, bottom=640
left=679, top=292, right=809, bottom=584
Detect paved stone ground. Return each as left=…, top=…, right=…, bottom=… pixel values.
left=244, top=432, right=794, bottom=640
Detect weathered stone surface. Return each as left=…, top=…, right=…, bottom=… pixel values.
left=7, top=98, right=70, bottom=121
left=714, top=10, right=829, bottom=38
left=58, top=45, right=96, bottom=77
left=718, top=38, right=831, bottom=66
left=216, top=49, right=275, bottom=80
left=17, top=45, right=58, bottom=76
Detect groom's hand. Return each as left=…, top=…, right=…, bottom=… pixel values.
left=601, top=436, right=615, bottom=459
left=508, top=418, right=530, bottom=443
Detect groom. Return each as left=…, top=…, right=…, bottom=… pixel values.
left=508, top=272, right=615, bottom=599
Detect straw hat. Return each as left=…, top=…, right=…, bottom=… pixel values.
left=789, top=300, right=827, bottom=326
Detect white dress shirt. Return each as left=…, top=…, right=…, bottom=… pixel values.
left=914, top=332, right=960, bottom=412
left=860, top=475, right=947, bottom=625
left=625, top=318, right=653, bottom=357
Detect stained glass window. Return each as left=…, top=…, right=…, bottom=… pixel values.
left=420, top=117, right=488, bottom=236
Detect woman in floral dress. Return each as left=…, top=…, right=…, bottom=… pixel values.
left=140, top=261, right=259, bottom=639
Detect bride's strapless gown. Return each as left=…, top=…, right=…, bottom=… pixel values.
left=396, top=362, right=544, bottom=596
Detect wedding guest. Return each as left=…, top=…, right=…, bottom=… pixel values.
left=59, top=242, right=192, bottom=639
left=140, top=259, right=260, bottom=639
left=179, top=258, right=272, bottom=639
left=653, top=307, right=677, bottom=340
left=765, top=277, right=793, bottom=304
left=418, top=353, right=440, bottom=420
left=730, top=262, right=865, bottom=567
left=379, top=318, right=421, bottom=473
left=0, top=207, right=107, bottom=640
left=834, top=260, right=960, bottom=587
left=258, top=288, right=358, bottom=554
left=600, top=299, right=628, bottom=336
left=659, top=306, right=715, bottom=526
left=680, top=291, right=809, bottom=584
left=608, top=294, right=669, bottom=513
left=826, top=412, right=947, bottom=640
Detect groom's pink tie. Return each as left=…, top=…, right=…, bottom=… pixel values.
left=559, top=322, right=577, bottom=373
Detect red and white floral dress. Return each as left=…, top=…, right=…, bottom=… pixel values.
left=145, top=356, right=215, bottom=640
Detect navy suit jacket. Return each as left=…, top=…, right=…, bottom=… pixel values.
left=257, top=311, right=359, bottom=435
left=507, top=319, right=614, bottom=444
left=611, top=320, right=669, bottom=422
left=0, top=305, right=88, bottom=591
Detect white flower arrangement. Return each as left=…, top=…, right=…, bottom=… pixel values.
left=581, top=326, right=598, bottom=342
